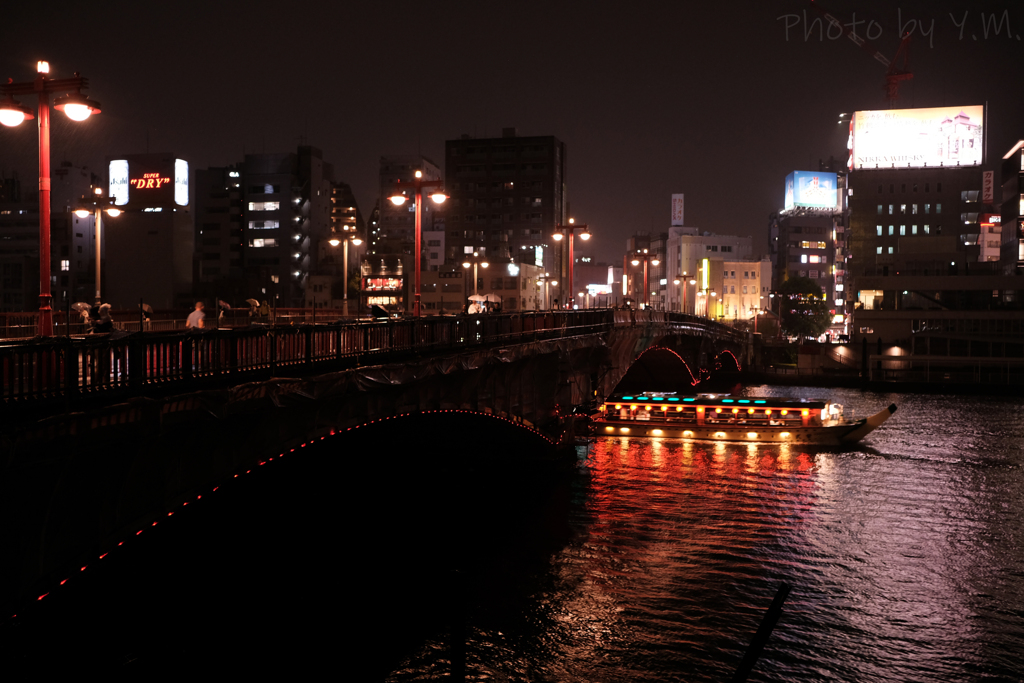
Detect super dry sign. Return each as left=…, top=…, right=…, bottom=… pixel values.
left=108, top=157, right=189, bottom=208
left=130, top=173, right=172, bottom=189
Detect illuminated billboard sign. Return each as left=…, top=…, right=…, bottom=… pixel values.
left=784, top=171, right=838, bottom=211
left=109, top=159, right=129, bottom=206
left=850, top=105, right=984, bottom=170
left=175, top=159, right=189, bottom=206
left=107, top=155, right=189, bottom=208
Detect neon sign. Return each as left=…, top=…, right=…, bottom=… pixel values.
left=130, top=172, right=172, bottom=189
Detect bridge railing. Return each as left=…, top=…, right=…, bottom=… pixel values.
left=0, top=310, right=615, bottom=406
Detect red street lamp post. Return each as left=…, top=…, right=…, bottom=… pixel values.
left=673, top=272, right=697, bottom=314
left=629, top=250, right=660, bottom=309
left=1, top=61, right=101, bottom=336
left=552, top=219, right=590, bottom=309
left=388, top=171, right=446, bottom=317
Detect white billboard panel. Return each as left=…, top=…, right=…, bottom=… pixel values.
left=671, top=194, right=685, bottom=226
left=850, top=105, right=984, bottom=170
left=109, top=160, right=129, bottom=206
left=174, top=159, right=189, bottom=206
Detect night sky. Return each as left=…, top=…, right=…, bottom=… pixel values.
left=2, top=0, right=1022, bottom=264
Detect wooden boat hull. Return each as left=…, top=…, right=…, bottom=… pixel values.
left=592, top=404, right=897, bottom=446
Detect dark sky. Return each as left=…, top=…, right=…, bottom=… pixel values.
left=2, top=0, right=1022, bottom=263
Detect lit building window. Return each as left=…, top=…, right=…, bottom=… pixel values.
left=250, top=238, right=277, bottom=248
left=248, top=202, right=280, bottom=211
left=60, top=259, right=69, bottom=271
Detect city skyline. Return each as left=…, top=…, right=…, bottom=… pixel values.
left=2, top=0, right=1022, bottom=264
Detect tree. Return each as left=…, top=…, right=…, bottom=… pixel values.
left=777, top=277, right=831, bottom=340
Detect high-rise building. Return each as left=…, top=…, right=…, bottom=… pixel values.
left=1000, top=140, right=1024, bottom=274
left=445, top=129, right=567, bottom=274
left=769, top=166, right=850, bottom=331
left=193, top=164, right=244, bottom=298
left=192, top=146, right=352, bottom=309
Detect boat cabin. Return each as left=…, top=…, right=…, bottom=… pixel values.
left=598, top=392, right=846, bottom=428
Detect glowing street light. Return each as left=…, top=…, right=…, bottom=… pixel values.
left=388, top=170, right=446, bottom=316
left=629, top=250, right=660, bottom=309
left=672, top=272, right=698, bottom=314
left=461, top=251, right=489, bottom=297
left=74, top=188, right=120, bottom=304
left=1, top=61, right=101, bottom=336
left=328, top=233, right=363, bottom=317
left=553, top=218, right=591, bottom=309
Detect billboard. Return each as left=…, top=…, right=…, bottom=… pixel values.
left=784, top=171, right=838, bottom=211
left=671, top=194, right=685, bottom=226
left=850, top=105, right=984, bottom=170
left=107, top=155, right=190, bottom=208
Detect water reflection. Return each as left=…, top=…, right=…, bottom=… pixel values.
left=388, top=388, right=1024, bottom=682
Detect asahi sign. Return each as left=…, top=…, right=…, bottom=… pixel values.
left=107, top=155, right=189, bottom=208
left=849, top=105, right=984, bottom=170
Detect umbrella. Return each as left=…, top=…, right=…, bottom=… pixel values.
left=218, top=300, right=231, bottom=309
left=468, top=294, right=486, bottom=302
left=141, top=303, right=154, bottom=315
left=245, top=298, right=260, bottom=307
left=72, top=302, right=92, bottom=313
left=482, top=293, right=501, bottom=303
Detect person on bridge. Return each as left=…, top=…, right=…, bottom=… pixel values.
left=186, top=302, right=205, bottom=329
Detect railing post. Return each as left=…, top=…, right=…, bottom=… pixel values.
left=64, top=337, right=78, bottom=403
left=269, top=328, right=277, bottom=377
left=305, top=325, right=314, bottom=370
left=129, top=334, right=143, bottom=390
left=182, top=335, right=193, bottom=381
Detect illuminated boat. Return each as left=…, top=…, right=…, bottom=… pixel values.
left=593, top=392, right=897, bottom=445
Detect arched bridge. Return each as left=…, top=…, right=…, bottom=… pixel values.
left=0, top=309, right=749, bottom=612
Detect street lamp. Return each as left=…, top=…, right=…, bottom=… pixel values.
left=672, top=272, right=697, bottom=314
left=628, top=250, right=660, bottom=309
left=696, top=287, right=717, bottom=318
left=552, top=218, right=590, bottom=309
left=536, top=273, right=557, bottom=310
left=388, top=170, right=446, bottom=317
left=461, top=251, right=489, bottom=298
left=1, top=61, right=101, bottom=336
left=328, top=233, right=362, bottom=317
left=73, top=188, right=120, bottom=304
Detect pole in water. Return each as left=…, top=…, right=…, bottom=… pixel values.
left=730, top=581, right=791, bottom=683
left=449, top=569, right=466, bottom=681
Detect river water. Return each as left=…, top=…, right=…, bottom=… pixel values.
left=387, top=387, right=1024, bottom=682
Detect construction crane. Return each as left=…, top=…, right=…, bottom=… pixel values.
left=810, top=1, right=913, bottom=106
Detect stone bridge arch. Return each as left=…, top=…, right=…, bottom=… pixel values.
left=596, top=311, right=749, bottom=399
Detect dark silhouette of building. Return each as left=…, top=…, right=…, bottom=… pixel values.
left=445, top=129, right=567, bottom=274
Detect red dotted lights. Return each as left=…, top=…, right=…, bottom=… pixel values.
left=13, top=408, right=550, bottom=621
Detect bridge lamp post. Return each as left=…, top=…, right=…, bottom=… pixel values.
left=73, top=188, right=120, bottom=304
left=462, top=252, right=489, bottom=298
left=697, top=288, right=717, bottom=318
left=1, top=61, right=101, bottom=337
left=552, top=219, right=590, bottom=309
left=629, top=251, right=660, bottom=309
left=328, top=232, right=363, bottom=317
left=672, top=273, right=697, bottom=314
left=536, top=274, right=556, bottom=310
left=387, top=170, right=447, bottom=317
